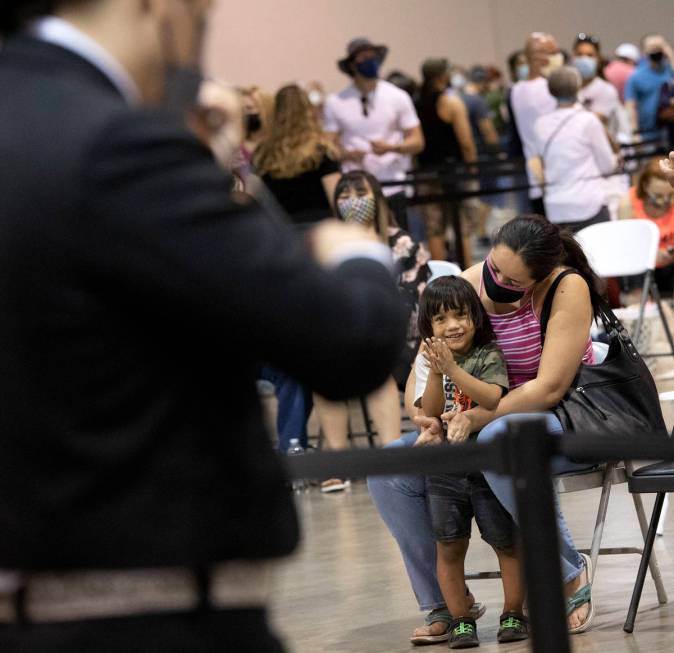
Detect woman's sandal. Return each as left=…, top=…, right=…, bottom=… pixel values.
left=320, top=478, right=351, bottom=493
left=409, top=602, right=487, bottom=646
left=567, top=553, right=594, bottom=635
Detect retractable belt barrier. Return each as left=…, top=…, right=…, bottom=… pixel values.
left=282, top=419, right=674, bottom=653
left=379, top=147, right=669, bottom=198
left=376, top=138, right=669, bottom=268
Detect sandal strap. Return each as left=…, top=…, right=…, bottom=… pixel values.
left=565, top=583, right=592, bottom=616
left=424, top=607, right=451, bottom=626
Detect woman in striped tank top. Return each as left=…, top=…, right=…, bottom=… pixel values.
left=369, top=216, right=601, bottom=641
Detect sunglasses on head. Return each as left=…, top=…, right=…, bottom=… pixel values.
left=360, top=94, right=369, bottom=117
left=575, top=33, right=600, bottom=47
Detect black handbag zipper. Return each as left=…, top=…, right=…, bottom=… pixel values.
left=576, top=374, right=640, bottom=389
left=575, top=386, right=608, bottom=420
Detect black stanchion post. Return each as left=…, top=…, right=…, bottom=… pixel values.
left=507, top=417, right=570, bottom=653
left=448, top=198, right=465, bottom=270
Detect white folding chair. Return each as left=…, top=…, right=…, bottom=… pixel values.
left=575, top=219, right=674, bottom=357
left=427, top=260, right=462, bottom=282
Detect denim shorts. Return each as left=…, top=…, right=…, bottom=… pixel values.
left=425, top=472, right=515, bottom=549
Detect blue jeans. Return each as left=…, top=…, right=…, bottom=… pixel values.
left=367, top=413, right=591, bottom=611
left=260, top=367, right=312, bottom=452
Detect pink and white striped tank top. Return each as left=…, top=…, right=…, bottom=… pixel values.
left=480, top=274, right=594, bottom=389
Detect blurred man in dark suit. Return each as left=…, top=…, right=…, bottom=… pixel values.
left=0, top=1, right=407, bottom=651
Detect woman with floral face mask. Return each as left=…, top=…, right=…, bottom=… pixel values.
left=619, top=158, right=674, bottom=297
left=312, top=171, right=431, bottom=493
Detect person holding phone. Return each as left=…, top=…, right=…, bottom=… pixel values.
left=618, top=158, right=674, bottom=296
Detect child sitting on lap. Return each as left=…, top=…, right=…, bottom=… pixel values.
left=416, top=276, right=528, bottom=649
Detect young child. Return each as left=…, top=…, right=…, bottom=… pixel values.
left=416, top=276, right=528, bottom=649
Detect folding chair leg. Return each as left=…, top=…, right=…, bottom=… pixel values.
left=358, top=396, right=377, bottom=448
left=634, top=270, right=652, bottom=344
left=651, top=283, right=674, bottom=356
left=631, top=490, right=668, bottom=604
left=588, top=464, right=615, bottom=581
left=624, top=492, right=666, bottom=633
left=657, top=494, right=669, bottom=536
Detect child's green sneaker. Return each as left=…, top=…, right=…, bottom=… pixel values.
left=497, top=612, right=529, bottom=643
left=448, top=617, right=479, bottom=649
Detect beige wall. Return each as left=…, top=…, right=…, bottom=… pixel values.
left=204, top=0, right=674, bottom=94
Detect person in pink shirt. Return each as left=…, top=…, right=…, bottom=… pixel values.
left=604, top=43, right=640, bottom=102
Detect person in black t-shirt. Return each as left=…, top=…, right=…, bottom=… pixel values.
left=254, top=84, right=341, bottom=225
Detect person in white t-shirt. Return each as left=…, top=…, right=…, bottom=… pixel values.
left=532, top=66, right=617, bottom=231
left=572, top=33, right=631, bottom=143
left=510, top=32, right=563, bottom=214
left=324, top=38, right=424, bottom=226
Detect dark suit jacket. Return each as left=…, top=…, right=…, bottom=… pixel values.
left=0, top=36, right=407, bottom=569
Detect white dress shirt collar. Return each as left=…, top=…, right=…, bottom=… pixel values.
left=28, top=16, right=140, bottom=105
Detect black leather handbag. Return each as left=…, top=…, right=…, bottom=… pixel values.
left=540, top=270, right=668, bottom=445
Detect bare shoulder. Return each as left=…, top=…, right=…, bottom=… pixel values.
left=551, top=271, right=592, bottom=310
left=438, top=93, right=464, bottom=115
left=461, top=262, right=483, bottom=290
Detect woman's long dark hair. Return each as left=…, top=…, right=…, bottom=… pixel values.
left=492, top=215, right=601, bottom=312
left=418, top=276, right=495, bottom=346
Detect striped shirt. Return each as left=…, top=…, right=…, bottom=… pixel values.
left=481, top=280, right=594, bottom=389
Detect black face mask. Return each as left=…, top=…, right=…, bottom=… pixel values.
left=482, top=258, right=527, bottom=303
left=649, top=51, right=665, bottom=64
left=246, top=113, right=262, bottom=134
left=164, top=65, right=203, bottom=115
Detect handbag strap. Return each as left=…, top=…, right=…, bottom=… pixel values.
left=538, top=109, right=583, bottom=197
left=540, top=269, right=578, bottom=345
left=541, top=109, right=583, bottom=160
left=540, top=269, right=641, bottom=361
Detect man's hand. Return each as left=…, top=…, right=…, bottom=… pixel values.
left=660, top=152, right=674, bottom=189
left=189, top=82, right=243, bottom=170
left=308, top=220, right=379, bottom=266
left=441, top=409, right=472, bottom=444
left=412, top=415, right=444, bottom=447
left=370, top=140, right=394, bottom=155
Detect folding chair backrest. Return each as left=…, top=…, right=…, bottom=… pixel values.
left=575, top=219, right=660, bottom=278
left=427, top=260, right=462, bottom=283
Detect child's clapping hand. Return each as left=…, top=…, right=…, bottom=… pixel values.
left=422, top=337, right=457, bottom=376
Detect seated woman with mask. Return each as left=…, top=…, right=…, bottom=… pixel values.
left=369, top=215, right=599, bottom=642
left=618, top=158, right=674, bottom=298
left=314, top=170, right=431, bottom=492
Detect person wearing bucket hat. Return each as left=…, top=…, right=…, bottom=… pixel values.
left=324, top=37, right=424, bottom=228
left=337, top=37, right=388, bottom=77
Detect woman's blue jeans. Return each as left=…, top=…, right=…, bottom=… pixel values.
left=367, top=413, right=591, bottom=611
